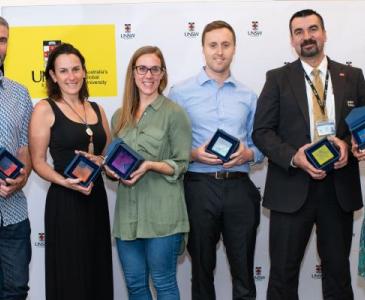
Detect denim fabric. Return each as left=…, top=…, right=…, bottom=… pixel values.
left=0, top=219, right=31, bottom=300
left=116, top=233, right=183, bottom=300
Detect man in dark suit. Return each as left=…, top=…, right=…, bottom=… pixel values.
left=253, top=9, right=365, bottom=300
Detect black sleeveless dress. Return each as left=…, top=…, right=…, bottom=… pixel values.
left=45, top=99, right=113, bottom=300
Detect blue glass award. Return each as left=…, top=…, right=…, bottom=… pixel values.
left=64, top=154, right=101, bottom=187
left=206, top=129, right=240, bottom=162
left=104, top=139, right=144, bottom=180
left=304, top=138, right=340, bottom=171
left=345, top=106, right=365, bottom=149
left=0, top=148, right=24, bottom=180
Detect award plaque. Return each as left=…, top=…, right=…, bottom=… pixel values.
left=64, top=154, right=101, bottom=187
left=206, top=129, right=240, bottom=162
left=353, top=126, right=365, bottom=149
left=345, top=106, right=365, bottom=149
left=104, top=138, right=144, bottom=180
left=304, top=138, right=340, bottom=171
left=0, top=148, right=24, bottom=180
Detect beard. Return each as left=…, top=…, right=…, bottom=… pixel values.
left=300, top=39, right=320, bottom=58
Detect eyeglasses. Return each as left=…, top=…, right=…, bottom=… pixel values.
left=134, top=65, right=164, bottom=76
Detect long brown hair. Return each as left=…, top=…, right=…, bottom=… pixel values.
left=114, top=46, right=168, bottom=134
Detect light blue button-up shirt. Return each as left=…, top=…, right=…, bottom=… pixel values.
left=169, top=68, right=263, bottom=173
left=0, top=71, right=33, bottom=226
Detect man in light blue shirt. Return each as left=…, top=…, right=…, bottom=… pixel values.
left=169, top=20, right=263, bottom=300
left=0, top=16, right=32, bottom=300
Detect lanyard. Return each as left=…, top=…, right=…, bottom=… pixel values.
left=304, top=69, right=329, bottom=115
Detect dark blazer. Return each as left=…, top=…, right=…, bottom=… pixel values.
left=253, top=58, right=365, bottom=213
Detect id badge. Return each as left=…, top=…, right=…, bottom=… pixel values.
left=316, top=120, right=335, bottom=137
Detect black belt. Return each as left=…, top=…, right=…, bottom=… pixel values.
left=186, top=171, right=248, bottom=180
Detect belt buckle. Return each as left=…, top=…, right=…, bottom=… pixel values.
left=214, top=172, right=226, bottom=180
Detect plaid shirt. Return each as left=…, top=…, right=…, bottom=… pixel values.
left=0, top=71, right=33, bottom=226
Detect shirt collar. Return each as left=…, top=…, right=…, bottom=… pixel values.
left=149, top=94, right=165, bottom=111
left=301, top=56, right=328, bottom=77
left=197, top=67, right=237, bottom=87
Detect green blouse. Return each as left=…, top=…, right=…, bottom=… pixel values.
left=111, top=95, right=192, bottom=240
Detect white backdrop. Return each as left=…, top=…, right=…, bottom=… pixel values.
left=2, top=1, right=365, bottom=299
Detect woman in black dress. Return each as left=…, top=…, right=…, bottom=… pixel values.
left=29, top=43, right=113, bottom=300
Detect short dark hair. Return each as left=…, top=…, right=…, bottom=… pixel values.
left=0, top=17, right=9, bottom=29
left=202, top=20, right=236, bottom=46
left=289, top=9, right=325, bottom=35
left=0, top=17, right=9, bottom=73
left=45, top=43, right=89, bottom=102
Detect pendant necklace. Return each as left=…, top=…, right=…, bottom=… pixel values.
left=62, top=98, right=94, bottom=154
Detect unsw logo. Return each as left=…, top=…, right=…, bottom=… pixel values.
left=254, top=266, right=266, bottom=281
left=121, top=24, right=135, bottom=39
left=311, top=264, right=322, bottom=279
left=32, top=40, right=61, bottom=85
left=248, top=21, right=263, bottom=37
left=184, top=22, right=199, bottom=38
left=34, top=232, right=45, bottom=247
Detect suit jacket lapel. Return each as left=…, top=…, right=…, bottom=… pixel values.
left=287, top=59, right=310, bottom=129
left=328, top=58, right=345, bottom=131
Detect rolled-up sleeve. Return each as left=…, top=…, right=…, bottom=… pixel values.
left=162, top=106, right=192, bottom=182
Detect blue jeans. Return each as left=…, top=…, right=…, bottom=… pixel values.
left=116, top=233, right=183, bottom=300
left=0, top=219, right=31, bottom=300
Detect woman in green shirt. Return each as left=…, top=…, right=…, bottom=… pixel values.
left=111, top=46, right=192, bottom=300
